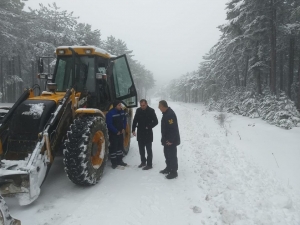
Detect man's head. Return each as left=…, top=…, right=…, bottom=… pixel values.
left=158, top=100, right=168, bottom=113
left=139, top=99, right=148, bottom=110
left=113, top=100, right=122, bottom=111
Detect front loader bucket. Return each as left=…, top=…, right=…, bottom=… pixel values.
left=0, top=195, right=20, bottom=225
left=0, top=161, right=45, bottom=206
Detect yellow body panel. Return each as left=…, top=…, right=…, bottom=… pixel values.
left=28, top=92, right=66, bottom=104
left=75, top=109, right=100, bottom=114
left=75, top=108, right=105, bottom=118
left=29, top=89, right=34, bottom=98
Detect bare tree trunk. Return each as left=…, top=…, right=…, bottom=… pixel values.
left=188, top=86, right=191, bottom=103
left=297, top=57, right=300, bottom=110
left=13, top=82, right=16, bottom=103
left=265, top=70, right=268, bottom=88
left=279, top=52, right=284, bottom=91
left=256, top=70, right=262, bottom=95
left=269, top=61, right=271, bottom=88
left=184, top=86, right=187, bottom=103
left=18, top=55, right=21, bottom=78
left=31, top=61, right=35, bottom=88
left=8, top=59, right=11, bottom=76
left=270, top=0, right=277, bottom=94
left=254, top=41, right=262, bottom=94
left=233, top=58, right=240, bottom=87
left=243, top=55, right=249, bottom=87
left=195, top=87, right=198, bottom=103
left=12, top=57, right=15, bottom=75
left=288, top=36, right=295, bottom=98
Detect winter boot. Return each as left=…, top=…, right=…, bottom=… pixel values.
left=159, top=168, right=169, bottom=174
left=118, top=160, right=127, bottom=166
left=112, top=164, right=118, bottom=169
left=166, top=171, right=178, bottom=179
left=142, top=165, right=152, bottom=170
left=138, top=163, right=146, bottom=168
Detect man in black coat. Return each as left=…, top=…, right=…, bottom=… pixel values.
left=132, top=99, right=158, bottom=170
left=158, top=100, right=180, bottom=179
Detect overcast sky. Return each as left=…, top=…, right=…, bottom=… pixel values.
left=24, top=0, right=227, bottom=85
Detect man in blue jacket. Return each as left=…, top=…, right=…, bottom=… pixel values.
left=106, top=100, right=128, bottom=169
left=158, top=100, right=180, bottom=179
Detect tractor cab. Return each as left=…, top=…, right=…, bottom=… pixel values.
left=40, top=46, right=137, bottom=110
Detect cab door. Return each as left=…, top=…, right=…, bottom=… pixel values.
left=111, top=54, right=137, bottom=108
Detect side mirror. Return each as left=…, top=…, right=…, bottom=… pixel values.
left=38, top=58, right=44, bottom=73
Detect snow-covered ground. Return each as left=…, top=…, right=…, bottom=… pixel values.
left=2, top=99, right=300, bottom=225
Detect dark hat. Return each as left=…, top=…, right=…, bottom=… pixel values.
left=113, top=100, right=122, bottom=108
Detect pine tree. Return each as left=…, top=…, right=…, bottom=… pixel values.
left=28, top=3, right=78, bottom=56
left=75, top=23, right=101, bottom=46
left=0, top=0, right=26, bottom=57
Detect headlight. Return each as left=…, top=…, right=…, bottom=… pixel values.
left=58, top=50, right=65, bottom=54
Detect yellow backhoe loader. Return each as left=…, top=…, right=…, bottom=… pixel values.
left=0, top=46, right=137, bottom=224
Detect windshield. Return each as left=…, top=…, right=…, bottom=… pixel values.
left=55, top=56, right=95, bottom=92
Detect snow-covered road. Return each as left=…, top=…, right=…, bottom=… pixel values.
left=5, top=100, right=300, bottom=225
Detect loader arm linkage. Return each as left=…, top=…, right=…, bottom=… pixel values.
left=0, top=89, right=73, bottom=224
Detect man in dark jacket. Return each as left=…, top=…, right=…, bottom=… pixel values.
left=158, top=100, right=180, bottom=179
left=132, top=99, right=158, bottom=170
left=106, top=100, right=127, bottom=169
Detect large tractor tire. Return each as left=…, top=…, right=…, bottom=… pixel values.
left=63, top=116, right=109, bottom=186
left=123, top=109, right=132, bottom=155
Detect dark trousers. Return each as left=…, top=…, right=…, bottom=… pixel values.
left=138, top=142, right=152, bottom=166
left=164, top=145, right=178, bottom=172
left=109, top=133, right=124, bottom=165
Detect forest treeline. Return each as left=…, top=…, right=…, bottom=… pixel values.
left=165, top=0, right=300, bottom=129
left=0, top=0, right=154, bottom=101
